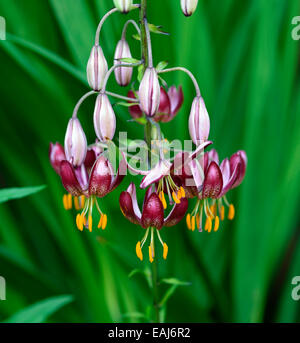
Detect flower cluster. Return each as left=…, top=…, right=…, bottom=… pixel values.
left=49, top=0, right=247, bottom=264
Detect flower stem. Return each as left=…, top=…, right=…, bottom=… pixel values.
left=72, top=90, right=97, bottom=118
left=151, top=253, right=160, bottom=323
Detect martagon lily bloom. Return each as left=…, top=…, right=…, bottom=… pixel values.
left=120, top=183, right=188, bottom=262
left=49, top=142, right=126, bottom=232
left=177, top=148, right=247, bottom=232
left=127, top=85, right=184, bottom=123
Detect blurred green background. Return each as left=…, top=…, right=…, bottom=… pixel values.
left=0, top=0, right=300, bottom=323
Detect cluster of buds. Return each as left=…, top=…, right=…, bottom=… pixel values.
left=49, top=0, right=247, bottom=264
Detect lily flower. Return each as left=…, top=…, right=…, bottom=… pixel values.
left=182, top=149, right=247, bottom=233
left=127, top=85, right=184, bottom=123
left=123, top=141, right=211, bottom=209
left=119, top=183, right=188, bottom=262
left=49, top=142, right=126, bottom=232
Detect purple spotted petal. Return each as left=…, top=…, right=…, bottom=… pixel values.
left=49, top=142, right=65, bottom=174
left=88, top=156, right=113, bottom=197
left=119, top=191, right=141, bottom=226
left=202, top=161, right=223, bottom=198
left=230, top=151, right=247, bottom=189
left=60, top=160, right=83, bottom=197
left=141, top=193, right=164, bottom=229
left=164, top=197, right=188, bottom=227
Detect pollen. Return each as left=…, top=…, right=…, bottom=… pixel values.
left=191, top=215, right=196, bottom=232
left=172, top=191, right=180, bottom=204
left=67, top=193, right=72, bottom=210
left=159, top=191, right=167, bottom=209
left=163, top=243, right=168, bottom=260
left=205, top=217, right=212, bottom=232
left=228, top=204, right=235, bottom=220
left=186, top=213, right=191, bottom=230
left=180, top=186, right=186, bottom=198
left=101, top=214, right=107, bottom=230
left=136, top=241, right=143, bottom=261
left=220, top=205, right=225, bottom=221
left=63, top=194, right=69, bottom=210
left=149, top=246, right=154, bottom=263
left=97, top=215, right=103, bottom=229
left=214, top=215, right=220, bottom=232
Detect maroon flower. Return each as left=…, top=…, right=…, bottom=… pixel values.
left=127, top=85, right=183, bottom=123
left=120, top=183, right=188, bottom=262
left=49, top=142, right=126, bottom=232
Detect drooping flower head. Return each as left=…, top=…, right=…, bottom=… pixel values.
left=120, top=183, right=188, bottom=262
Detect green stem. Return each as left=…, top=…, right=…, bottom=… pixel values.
left=140, top=0, right=160, bottom=323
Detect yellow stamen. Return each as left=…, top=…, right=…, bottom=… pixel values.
left=228, top=204, right=235, bottom=220
left=205, top=217, right=212, bottom=232
left=196, top=213, right=200, bottom=230
left=172, top=191, right=180, bottom=204
left=180, top=186, right=185, bottom=198
left=159, top=191, right=167, bottom=209
left=63, top=194, right=69, bottom=210
left=186, top=213, right=191, bottom=230
left=80, top=196, right=85, bottom=209
left=74, top=197, right=80, bottom=210
left=76, top=214, right=81, bottom=230
left=163, top=243, right=168, bottom=260
left=101, top=214, right=107, bottom=230
left=214, top=215, right=220, bottom=232
left=136, top=241, right=143, bottom=261
left=88, top=215, right=93, bottom=232
left=209, top=204, right=216, bottom=218
left=78, top=214, right=84, bottom=231
left=67, top=194, right=72, bottom=210
left=97, top=214, right=103, bottom=229
left=149, top=246, right=154, bottom=263
left=82, top=215, right=87, bottom=226
left=220, top=205, right=225, bottom=221
left=177, top=189, right=182, bottom=200
left=191, top=216, right=196, bottom=232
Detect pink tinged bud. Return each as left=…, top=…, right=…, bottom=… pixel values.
left=93, top=94, right=116, bottom=142
left=87, top=45, right=108, bottom=91
left=188, top=96, right=210, bottom=145
left=139, top=67, right=160, bottom=117
left=180, top=0, right=199, bottom=17
left=114, top=39, right=133, bottom=86
left=64, top=118, right=87, bottom=167
left=49, top=142, right=65, bottom=174
left=113, top=0, right=133, bottom=13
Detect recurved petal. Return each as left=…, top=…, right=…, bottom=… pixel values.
left=220, top=158, right=230, bottom=186
left=110, top=157, right=127, bottom=192
left=140, top=159, right=172, bottom=189
left=60, top=160, right=83, bottom=196
left=202, top=161, right=223, bottom=198
left=141, top=193, right=164, bottom=229
left=208, top=149, right=219, bottom=165
left=127, top=90, right=143, bottom=119
left=230, top=151, right=247, bottom=188
left=88, top=156, right=113, bottom=197
left=168, top=85, right=184, bottom=115
left=84, top=149, right=97, bottom=171
left=220, top=160, right=240, bottom=196
left=49, top=142, right=65, bottom=174
left=119, top=191, right=141, bottom=225
left=164, top=197, right=188, bottom=227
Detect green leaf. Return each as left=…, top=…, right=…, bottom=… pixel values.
left=156, top=61, right=168, bottom=72
left=0, top=185, right=46, bottom=204
left=137, top=64, right=145, bottom=83
left=115, top=102, right=139, bottom=108
left=3, top=295, right=73, bottom=323
left=161, top=278, right=191, bottom=286
left=132, top=34, right=141, bottom=41
left=148, top=23, right=169, bottom=36
left=115, top=57, right=141, bottom=64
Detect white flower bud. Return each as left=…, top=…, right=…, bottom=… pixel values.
left=188, top=96, right=210, bottom=145
left=64, top=118, right=87, bottom=167
left=87, top=45, right=108, bottom=91
left=113, top=0, right=133, bottom=13
left=180, top=0, right=199, bottom=17
left=93, top=94, right=116, bottom=142
left=139, top=67, right=160, bottom=117
left=114, top=39, right=133, bottom=86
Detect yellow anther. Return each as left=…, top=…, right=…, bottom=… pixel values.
left=186, top=213, right=191, bottom=230
left=101, top=214, right=107, bottom=230
left=205, top=217, right=212, bottom=232
left=159, top=191, right=167, bottom=209
left=78, top=214, right=84, bottom=231
left=214, top=215, right=220, bottom=232
left=149, top=246, right=154, bottom=263
left=163, top=243, right=168, bottom=260
left=136, top=241, right=143, bottom=261
left=63, top=194, right=69, bottom=210
left=172, top=191, right=180, bottom=204
left=210, top=204, right=216, bottom=218
left=74, top=197, right=80, bottom=210
left=177, top=189, right=182, bottom=200
left=191, top=216, right=196, bottom=232
left=196, top=213, right=200, bottom=230
left=76, top=214, right=81, bottom=230
left=220, top=205, right=225, bottom=221
left=228, top=204, right=235, bottom=220
left=67, top=194, right=72, bottom=210
left=97, top=214, right=103, bottom=229
left=80, top=196, right=85, bottom=209
left=88, top=215, right=93, bottom=232
left=82, top=215, right=87, bottom=226
left=180, top=186, right=185, bottom=198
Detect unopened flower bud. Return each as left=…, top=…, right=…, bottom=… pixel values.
left=188, top=96, right=210, bottom=145
left=139, top=67, right=160, bottom=117
left=93, top=93, right=116, bottom=142
left=114, top=39, right=133, bottom=86
left=113, top=0, right=133, bottom=13
left=64, top=118, right=87, bottom=167
left=87, top=45, right=108, bottom=91
left=180, top=0, right=198, bottom=17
